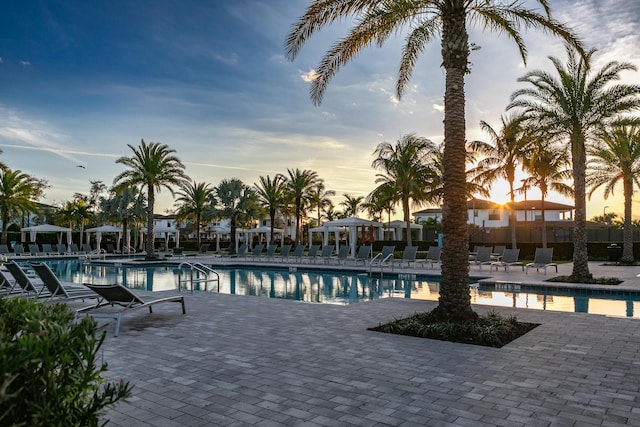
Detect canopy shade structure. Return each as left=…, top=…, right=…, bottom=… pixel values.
left=322, top=217, right=384, bottom=257
left=86, top=225, right=130, bottom=251
left=21, top=224, right=72, bottom=245
left=139, top=226, right=180, bottom=251
left=384, top=220, right=423, bottom=241
left=308, top=226, right=344, bottom=251
left=246, top=226, right=284, bottom=247
left=210, top=225, right=231, bottom=252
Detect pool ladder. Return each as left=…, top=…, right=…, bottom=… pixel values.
left=368, top=253, right=394, bottom=277
left=177, top=262, right=220, bottom=293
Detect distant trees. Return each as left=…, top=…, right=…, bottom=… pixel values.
left=175, top=181, right=215, bottom=249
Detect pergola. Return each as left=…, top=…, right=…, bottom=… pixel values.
left=383, top=220, right=424, bottom=241
left=246, top=226, right=285, bottom=247
left=20, top=224, right=72, bottom=245
left=308, top=226, right=345, bottom=251
left=139, top=225, right=180, bottom=251
left=322, top=217, right=384, bottom=257
left=85, top=225, right=130, bottom=250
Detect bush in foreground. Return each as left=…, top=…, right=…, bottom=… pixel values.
left=370, top=310, right=538, bottom=348
left=0, top=297, right=131, bottom=427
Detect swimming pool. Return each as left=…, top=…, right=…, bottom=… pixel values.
left=20, top=259, right=640, bottom=318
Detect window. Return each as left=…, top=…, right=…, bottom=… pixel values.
left=488, top=210, right=500, bottom=221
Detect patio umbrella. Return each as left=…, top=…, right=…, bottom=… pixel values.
left=368, top=224, right=375, bottom=245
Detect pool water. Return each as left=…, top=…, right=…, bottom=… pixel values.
left=22, top=259, right=640, bottom=318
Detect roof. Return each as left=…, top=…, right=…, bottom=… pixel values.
left=508, top=200, right=574, bottom=211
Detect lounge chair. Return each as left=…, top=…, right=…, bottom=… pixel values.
left=490, top=248, right=523, bottom=272
left=0, top=244, right=9, bottom=256
left=275, top=244, right=292, bottom=262
left=82, top=243, right=94, bottom=254
left=172, top=247, right=184, bottom=258
left=525, top=248, right=558, bottom=275
left=29, top=244, right=41, bottom=256
left=290, top=244, right=306, bottom=263
left=469, top=246, right=493, bottom=271
left=30, top=262, right=97, bottom=302
left=77, top=283, right=186, bottom=337
left=41, top=243, right=54, bottom=255
left=57, top=243, right=69, bottom=254
left=249, top=243, right=264, bottom=259
left=4, top=261, right=44, bottom=297
left=199, top=243, right=210, bottom=254
left=492, top=245, right=506, bottom=260
left=332, top=246, right=351, bottom=265
left=12, top=244, right=26, bottom=256
left=230, top=243, right=248, bottom=258
left=304, top=244, right=321, bottom=263
left=319, top=245, right=334, bottom=264
left=69, top=243, right=81, bottom=254
left=393, top=246, right=418, bottom=268
left=346, top=245, right=371, bottom=266
left=263, top=244, right=278, bottom=261
left=424, top=246, right=442, bottom=269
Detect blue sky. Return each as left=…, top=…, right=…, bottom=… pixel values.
left=1, top=0, right=639, bottom=219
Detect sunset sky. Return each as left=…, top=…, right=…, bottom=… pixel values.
left=1, top=0, right=639, bottom=220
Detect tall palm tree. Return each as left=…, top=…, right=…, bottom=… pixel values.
left=371, top=134, right=438, bottom=246
left=308, top=181, right=335, bottom=228
left=175, top=181, right=215, bottom=248
left=340, top=194, right=364, bottom=218
left=509, top=47, right=640, bottom=278
left=215, top=178, right=259, bottom=254
left=279, top=168, right=318, bottom=244
left=365, top=186, right=396, bottom=228
left=521, top=144, right=573, bottom=248
left=254, top=175, right=288, bottom=244
left=587, top=124, right=640, bottom=263
left=469, top=115, right=530, bottom=249
left=113, top=139, right=188, bottom=260
left=0, top=169, right=41, bottom=245
left=99, top=186, right=146, bottom=252
left=286, top=0, right=583, bottom=322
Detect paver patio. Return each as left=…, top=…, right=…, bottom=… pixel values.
left=96, top=261, right=640, bottom=426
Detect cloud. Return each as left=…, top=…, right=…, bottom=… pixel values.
left=20, top=60, right=31, bottom=66
left=432, top=104, right=444, bottom=112
left=300, top=69, right=318, bottom=82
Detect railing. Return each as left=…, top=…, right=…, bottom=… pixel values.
left=177, top=262, right=220, bottom=293
left=368, top=253, right=394, bottom=277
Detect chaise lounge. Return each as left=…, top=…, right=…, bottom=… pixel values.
left=78, top=283, right=186, bottom=337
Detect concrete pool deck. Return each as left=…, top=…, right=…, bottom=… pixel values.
left=92, top=260, right=640, bottom=426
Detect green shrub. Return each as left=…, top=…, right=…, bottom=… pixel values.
left=0, top=297, right=131, bottom=427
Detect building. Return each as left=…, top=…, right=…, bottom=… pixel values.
left=413, top=198, right=574, bottom=228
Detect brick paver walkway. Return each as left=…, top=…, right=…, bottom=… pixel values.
left=97, top=261, right=640, bottom=426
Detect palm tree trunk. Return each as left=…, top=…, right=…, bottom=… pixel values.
left=230, top=216, right=237, bottom=255
left=570, top=135, right=591, bottom=278
left=269, top=207, right=276, bottom=244
left=622, top=177, right=634, bottom=262
left=403, top=197, right=412, bottom=246
left=509, top=182, right=517, bottom=249
left=196, top=212, right=201, bottom=248
left=541, top=197, right=547, bottom=248
left=1, top=212, right=8, bottom=245
left=435, top=8, right=476, bottom=323
left=146, top=187, right=155, bottom=259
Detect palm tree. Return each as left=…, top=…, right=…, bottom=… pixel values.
left=215, top=178, right=259, bottom=254
left=113, top=139, right=188, bottom=260
left=509, top=47, right=640, bottom=279
left=371, top=134, right=438, bottom=246
left=425, top=142, right=491, bottom=204
left=279, top=168, right=318, bottom=244
left=254, top=175, right=288, bottom=244
left=469, top=115, right=530, bottom=249
left=308, top=181, right=335, bottom=228
left=99, top=186, right=146, bottom=252
left=286, top=0, right=583, bottom=322
left=175, top=181, right=215, bottom=249
left=521, top=144, right=573, bottom=248
left=587, top=125, right=640, bottom=263
left=340, top=194, right=364, bottom=217
left=0, top=169, right=42, bottom=244
left=365, top=186, right=396, bottom=229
